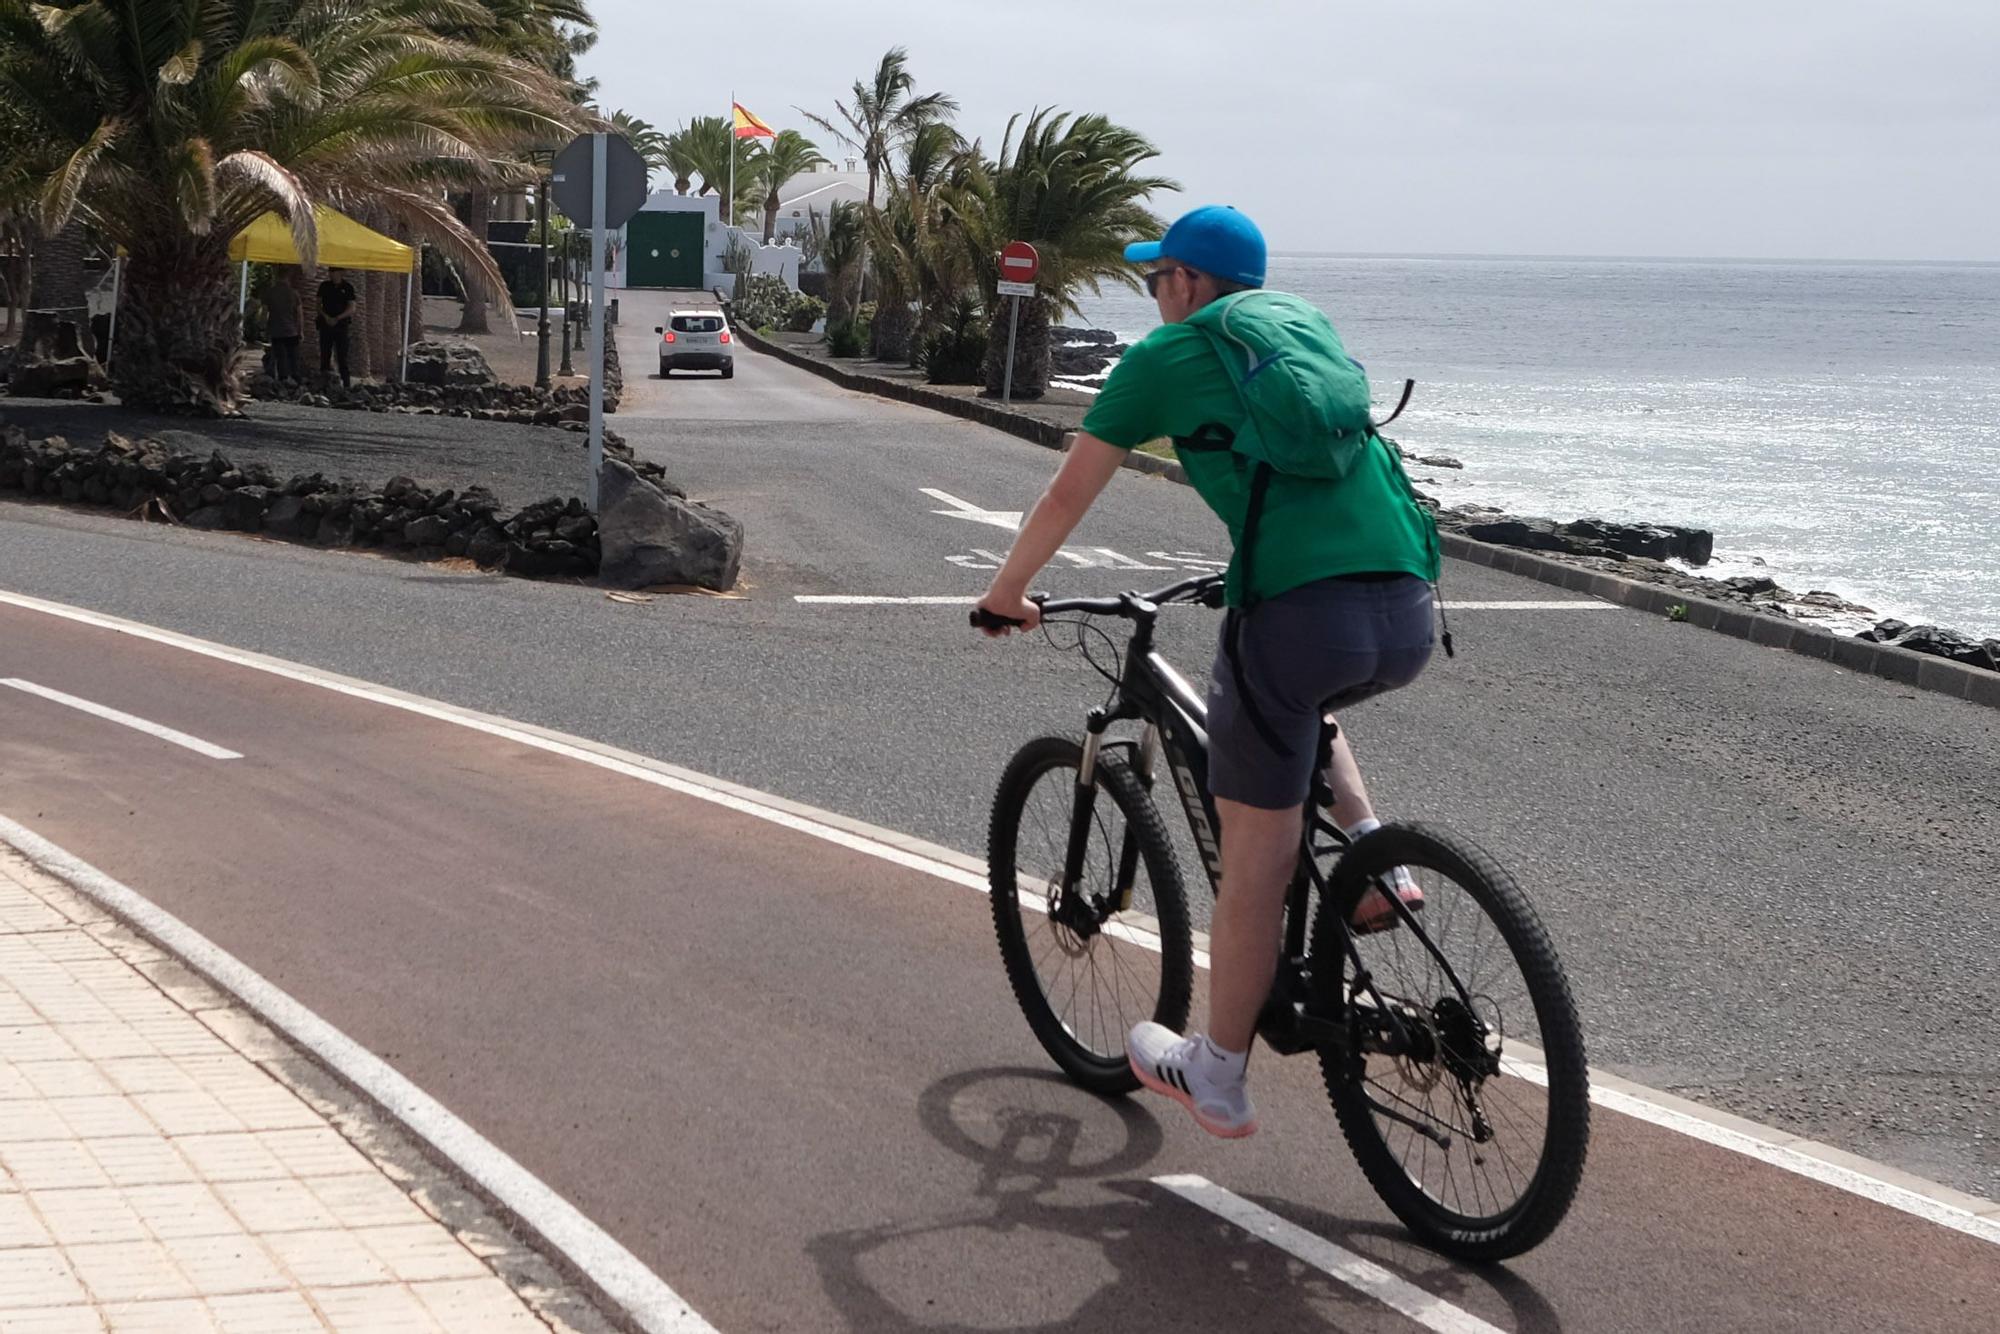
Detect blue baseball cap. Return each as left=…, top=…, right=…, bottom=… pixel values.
left=1125, top=205, right=1266, bottom=288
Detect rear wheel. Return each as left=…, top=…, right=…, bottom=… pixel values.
left=988, top=736, right=1191, bottom=1095
left=721, top=363, right=734, bottom=379
left=1312, top=822, right=1589, bottom=1261
left=658, top=360, right=670, bottom=378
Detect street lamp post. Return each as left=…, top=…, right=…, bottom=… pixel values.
left=535, top=177, right=551, bottom=388
left=558, top=234, right=574, bottom=376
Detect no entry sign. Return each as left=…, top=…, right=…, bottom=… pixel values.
left=999, top=241, right=1040, bottom=284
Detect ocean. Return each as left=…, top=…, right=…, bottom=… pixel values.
left=1072, top=255, right=2000, bottom=640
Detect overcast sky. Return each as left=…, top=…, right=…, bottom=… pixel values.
left=579, top=1, right=1997, bottom=262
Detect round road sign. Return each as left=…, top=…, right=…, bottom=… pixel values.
left=999, top=241, right=1040, bottom=283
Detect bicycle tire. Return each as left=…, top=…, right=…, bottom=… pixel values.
left=988, top=735, right=1193, bottom=1095
left=1312, top=822, right=1589, bottom=1261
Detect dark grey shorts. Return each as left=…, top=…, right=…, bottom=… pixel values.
left=1206, top=575, right=1435, bottom=810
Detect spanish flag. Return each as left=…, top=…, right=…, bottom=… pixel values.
left=733, top=102, right=775, bottom=140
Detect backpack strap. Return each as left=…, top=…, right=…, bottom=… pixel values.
left=1373, top=378, right=1415, bottom=430
left=1224, top=460, right=1295, bottom=758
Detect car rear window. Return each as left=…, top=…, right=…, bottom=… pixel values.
left=671, top=316, right=723, bottom=333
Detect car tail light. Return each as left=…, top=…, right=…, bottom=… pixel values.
left=719, top=331, right=731, bottom=344
left=663, top=331, right=676, bottom=342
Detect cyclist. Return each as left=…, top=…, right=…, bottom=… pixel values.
left=973, top=205, right=1441, bottom=1138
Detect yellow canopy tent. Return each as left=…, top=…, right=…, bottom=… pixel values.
left=226, top=206, right=420, bottom=380
left=228, top=206, right=415, bottom=272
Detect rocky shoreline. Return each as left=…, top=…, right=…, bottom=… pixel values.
left=1054, top=324, right=1998, bottom=676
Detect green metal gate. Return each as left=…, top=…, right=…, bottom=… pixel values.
left=625, top=211, right=705, bottom=288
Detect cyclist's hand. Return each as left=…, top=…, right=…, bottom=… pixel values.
left=973, top=590, right=1041, bottom=637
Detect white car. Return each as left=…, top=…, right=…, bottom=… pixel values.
left=657, top=310, right=734, bottom=379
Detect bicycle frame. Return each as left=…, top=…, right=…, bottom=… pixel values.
left=1040, top=578, right=1465, bottom=1070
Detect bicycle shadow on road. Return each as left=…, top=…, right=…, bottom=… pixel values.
left=804, top=1066, right=1563, bottom=1332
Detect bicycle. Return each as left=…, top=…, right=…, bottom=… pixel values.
left=973, top=573, right=1590, bottom=1261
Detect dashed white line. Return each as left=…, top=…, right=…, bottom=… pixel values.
left=1154, top=1174, right=1506, bottom=1333
left=1, top=678, right=243, bottom=759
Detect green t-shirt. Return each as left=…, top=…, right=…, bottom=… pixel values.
left=1080, top=321, right=1440, bottom=606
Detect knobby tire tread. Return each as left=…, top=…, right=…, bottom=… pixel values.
left=1313, top=821, right=1590, bottom=1261
left=988, top=736, right=1192, bottom=1096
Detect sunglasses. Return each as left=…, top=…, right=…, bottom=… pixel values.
left=1143, top=265, right=1190, bottom=297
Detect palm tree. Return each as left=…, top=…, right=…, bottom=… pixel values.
left=679, top=115, right=760, bottom=221
left=445, top=0, right=596, bottom=335
left=864, top=122, right=969, bottom=363
left=0, top=0, right=580, bottom=413
left=800, top=47, right=957, bottom=209
left=818, top=201, right=865, bottom=330
left=608, top=110, right=671, bottom=190
left=662, top=126, right=699, bottom=195
left=950, top=110, right=1172, bottom=399
left=752, top=130, right=825, bottom=243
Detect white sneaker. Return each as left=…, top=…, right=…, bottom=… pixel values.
left=1126, top=1023, right=1258, bottom=1139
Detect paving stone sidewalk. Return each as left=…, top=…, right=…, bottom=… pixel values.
left=0, top=846, right=616, bottom=1333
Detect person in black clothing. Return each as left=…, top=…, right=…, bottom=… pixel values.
left=316, top=269, right=358, bottom=386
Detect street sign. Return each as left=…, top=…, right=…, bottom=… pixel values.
left=996, top=280, right=1036, bottom=297
left=1000, top=240, right=1040, bottom=283
left=551, top=132, right=649, bottom=230
left=552, top=132, right=650, bottom=510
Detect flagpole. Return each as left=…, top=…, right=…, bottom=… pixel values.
left=727, top=90, right=735, bottom=228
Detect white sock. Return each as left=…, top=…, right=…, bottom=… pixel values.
left=1344, top=816, right=1382, bottom=840
left=1199, top=1035, right=1248, bottom=1081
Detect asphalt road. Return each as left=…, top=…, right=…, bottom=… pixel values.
left=0, top=291, right=1995, bottom=1225
left=2, top=603, right=1994, bottom=1333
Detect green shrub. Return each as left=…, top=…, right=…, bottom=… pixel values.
left=827, top=319, right=866, bottom=357
left=783, top=295, right=826, bottom=333
left=731, top=274, right=793, bottom=331
left=921, top=297, right=988, bottom=385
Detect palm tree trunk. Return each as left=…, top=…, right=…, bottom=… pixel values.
left=114, top=239, right=242, bottom=414
left=764, top=191, right=779, bottom=244
left=456, top=193, right=494, bottom=334
left=983, top=294, right=1052, bottom=399
left=17, top=220, right=91, bottom=350
left=870, top=277, right=914, bottom=362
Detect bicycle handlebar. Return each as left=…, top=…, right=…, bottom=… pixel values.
left=968, top=572, right=1225, bottom=630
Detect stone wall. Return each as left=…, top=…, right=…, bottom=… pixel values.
left=0, top=424, right=683, bottom=580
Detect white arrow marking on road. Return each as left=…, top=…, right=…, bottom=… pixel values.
left=921, top=488, right=1022, bottom=531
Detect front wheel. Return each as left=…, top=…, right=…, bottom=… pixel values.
left=988, top=736, right=1192, bottom=1095
left=1312, top=822, right=1589, bottom=1261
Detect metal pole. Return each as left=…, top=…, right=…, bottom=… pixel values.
left=399, top=259, right=414, bottom=382
left=536, top=177, right=551, bottom=388
left=237, top=260, right=249, bottom=314
left=727, top=91, right=735, bottom=227
left=559, top=239, right=573, bottom=376
left=587, top=131, right=608, bottom=511
left=103, top=256, right=121, bottom=372
left=1002, top=293, right=1021, bottom=404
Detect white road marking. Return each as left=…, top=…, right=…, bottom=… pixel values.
left=792, top=595, right=1613, bottom=610
left=921, top=487, right=1022, bottom=531
left=0, top=587, right=1993, bottom=1250
left=1154, top=1175, right=1506, bottom=1333
left=0, top=816, right=719, bottom=1334
left=1, top=677, right=243, bottom=759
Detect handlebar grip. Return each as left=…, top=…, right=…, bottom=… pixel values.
left=970, top=606, right=1025, bottom=630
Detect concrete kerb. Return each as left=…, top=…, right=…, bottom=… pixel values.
left=737, top=329, right=1996, bottom=711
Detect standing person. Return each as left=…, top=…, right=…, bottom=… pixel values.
left=316, top=267, right=358, bottom=387
left=972, top=205, right=1442, bottom=1139
left=264, top=274, right=302, bottom=384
